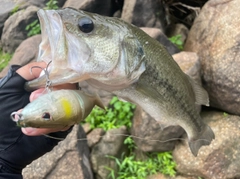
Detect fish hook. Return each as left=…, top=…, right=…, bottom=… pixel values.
left=30, top=61, right=52, bottom=92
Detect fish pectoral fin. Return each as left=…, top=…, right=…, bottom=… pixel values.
left=187, top=75, right=209, bottom=106
left=188, top=125, right=215, bottom=157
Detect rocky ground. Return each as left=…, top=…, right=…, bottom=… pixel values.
left=1, top=0, right=240, bottom=179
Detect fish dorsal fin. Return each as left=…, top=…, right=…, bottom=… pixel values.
left=186, top=75, right=209, bottom=106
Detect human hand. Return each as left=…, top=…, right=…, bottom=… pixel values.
left=16, top=62, right=77, bottom=136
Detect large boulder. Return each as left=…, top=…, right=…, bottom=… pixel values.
left=22, top=125, right=93, bottom=179
left=184, top=0, right=240, bottom=115
left=173, top=111, right=240, bottom=179
left=1, top=5, right=39, bottom=54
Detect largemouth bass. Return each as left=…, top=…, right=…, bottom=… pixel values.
left=25, top=8, right=214, bottom=156
left=11, top=90, right=104, bottom=128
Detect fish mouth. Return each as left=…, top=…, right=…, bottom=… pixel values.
left=37, top=9, right=67, bottom=65
left=24, top=9, right=92, bottom=91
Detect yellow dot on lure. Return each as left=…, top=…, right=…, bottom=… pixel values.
left=60, top=98, right=72, bottom=119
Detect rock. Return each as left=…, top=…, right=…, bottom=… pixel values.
left=131, top=106, right=185, bottom=152
left=173, top=111, right=240, bottom=179
left=147, top=174, right=198, bottom=179
left=22, top=125, right=93, bottom=179
left=0, top=0, right=16, bottom=36
left=141, top=27, right=180, bottom=55
left=0, top=35, right=41, bottom=78
left=121, top=0, right=166, bottom=30
left=172, top=51, right=201, bottom=84
left=82, top=122, right=92, bottom=134
left=91, top=126, right=129, bottom=179
left=87, top=128, right=105, bottom=148
left=184, top=0, right=240, bottom=115
left=63, top=0, right=114, bottom=16
left=1, top=5, right=39, bottom=54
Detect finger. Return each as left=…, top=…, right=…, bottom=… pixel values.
left=16, top=61, right=47, bottom=81
left=22, top=126, right=70, bottom=136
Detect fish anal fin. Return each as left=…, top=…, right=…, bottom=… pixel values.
left=187, top=75, right=209, bottom=106
left=94, top=93, right=105, bottom=110
left=188, top=125, right=215, bottom=157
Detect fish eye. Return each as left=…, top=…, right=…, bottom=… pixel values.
left=42, top=112, right=51, bottom=120
left=78, top=17, right=94, bottom=33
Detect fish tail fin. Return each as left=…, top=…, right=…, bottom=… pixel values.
left=188, top=125, right=215, bottom=157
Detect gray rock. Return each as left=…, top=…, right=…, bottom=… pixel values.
left=121, top=0, right=166, bottom=30
left=131, top=106, right=185, bottom=152
left=91, top=126, right=129, bottom=179
left=1, top=5, right=39, bottom=54
left=63, top=0, right=114, bottom=16
left=23, top=125, right=92, bottom=179
left=184, top=0, right=240, bottom=115
left=0, top=0, right=16, bottom=36
left=0, top=35, right=41, bottom=78
left=173, top=111, right=240, bottom=179
left=141, top=27, right=180, bottom=55
left=87, top=128, right=105, bottom=148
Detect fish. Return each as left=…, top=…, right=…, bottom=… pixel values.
left=24, top=8, right=214, bottom=156
left=11, top=90, right=104, bottom=128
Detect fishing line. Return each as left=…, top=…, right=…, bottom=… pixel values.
left=43, top=132, right=207, bottom=144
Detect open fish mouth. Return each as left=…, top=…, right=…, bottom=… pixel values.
left=37, top=9, right=67, bottom=66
